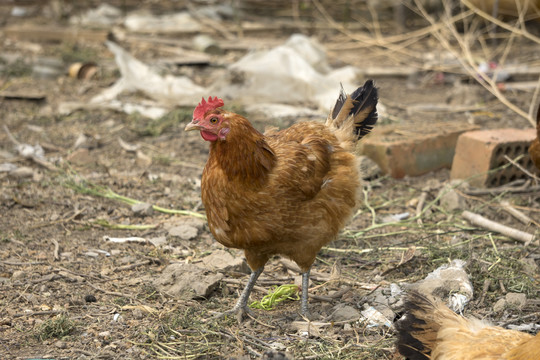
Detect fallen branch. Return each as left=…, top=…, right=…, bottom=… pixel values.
left=0, top=260, right=45, bottom=266
left=87, top=283, right=135, bottom=299
left=500, top=201, right=536, bottom=227
left=51, top=238, right=60, bottom=261
left=463, top=180, right=540, bottom=195
left=416, top=191, right=428, bottom=226
left=113, top=260, right=153, bottom=272
left=462, top=211, right=535, bottom=245
left=12, top=310, right=61, bottom=318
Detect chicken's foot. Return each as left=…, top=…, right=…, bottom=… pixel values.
left=212, top=266, right=264, bottom=323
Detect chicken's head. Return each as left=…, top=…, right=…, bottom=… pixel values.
left=185, top=96, right=229, bottom=142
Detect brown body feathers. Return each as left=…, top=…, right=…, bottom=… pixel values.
left=395, top=291, right=540, bottom=360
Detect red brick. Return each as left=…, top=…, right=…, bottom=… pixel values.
left=450, top=128, right=537, bottom=187
left=358, top=122, right=479, bottom=178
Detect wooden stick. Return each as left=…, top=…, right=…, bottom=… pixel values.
left=462, top=210, right=535, bottom=245
left=112, top=260, right=152, bottom=272
left=416, top=191, right=428, bottom=226
left=51, top=238, right=60, bottom=261
left=500, top=201, right=535, bottom=226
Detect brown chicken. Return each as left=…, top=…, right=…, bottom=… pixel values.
left=528, top=103, right=540, bottom=171
left=395, top=291, right=540, bottom=360
left=184, top=80, right=378, bottom=319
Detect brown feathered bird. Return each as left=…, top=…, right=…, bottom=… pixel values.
left=184, top=80, right=378, bottom=319
left=528, top=103, right=540, bottom=171
left=395, top=291, right=540, bottom=360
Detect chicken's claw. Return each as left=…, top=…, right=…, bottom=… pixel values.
left=210, top=305, right=254, bottom=323
left=207, top=267, right=264, bottom=323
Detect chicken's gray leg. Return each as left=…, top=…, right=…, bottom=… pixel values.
left=213, top=266, right=264, bottom=323
left=301, top=268, right=311, bottom=317
left=232, top=266, right=264, bottom=312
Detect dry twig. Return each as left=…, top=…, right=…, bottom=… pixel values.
left=51, top=238, right=60, bottom=261
left=500, top=201, right=536, bottom=227
left=462, top=210, right=535, bottom=244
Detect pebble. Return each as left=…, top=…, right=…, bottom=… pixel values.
left=11, top=270, right=26, bottom=281
left=131, top=202, right=153, bottom=216
left=8, top=166, right=34, bottom=179
left=168, top=224, right=198, bottom=240
left=85, top=294, right=97, bottom=303
left=149, top=236, right=167, bottom=247
left=55, top=340, right=67, bottom=349
left=330, top=304, right=360, bottom=322
left=505, top=292, right=527, bottom=310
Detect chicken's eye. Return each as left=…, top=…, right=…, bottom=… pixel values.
left=209, top=117, right=219, bottom=124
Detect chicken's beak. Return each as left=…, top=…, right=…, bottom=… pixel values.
left=184, top=120, right=201, bottom=132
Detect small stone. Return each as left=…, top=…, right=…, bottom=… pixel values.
left=330, top=304, right=360, bottom=322
left=85, top=294, right=97, bottom=303
left=200, top=249, right=250, bottom=273
left=54, top=340, right=67, bottom=349
left=8, top=166, right=34, bottom=179
left=505, top=293, right=527, bottom=310
left=493, top=298, right=507, bottom=313
left=168, top=225, right=198, bottom=240
left=132, top=308, right=144, bottom=319
left=99, top=331, right=111, bottom=338
left=67, top=148, right=94, bottom=166
left=0, top=163, right=17, bottom=172
left=11, top=270, right=26, bottom=281
left=153, top=263, right=223, bottom=299
left=149, top=236, right=167, bottom=247
left=84, top=251, right=99, bottom=258
left=131, top=202, right=153, bottom=216
left=438, top=181, right=466, bottom=211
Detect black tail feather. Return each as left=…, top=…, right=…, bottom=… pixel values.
left=394, top=291, right=435, bottom=360
left=350, top=79, right=378, bottom=140
left=331, top=84, right=348, bottom=120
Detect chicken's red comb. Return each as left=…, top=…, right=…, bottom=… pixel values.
left=193, top=96, right=224, bottom=119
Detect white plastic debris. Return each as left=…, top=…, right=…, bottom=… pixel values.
left=416, top=259, right=473, bottom=313
left=103, top=236, right=147, bottom=244
left=244, top=103, right=324, bottom=119
left=0, top=163, right=18, bottom=172
left=93, top=249, right=112, bottom=257
left=380, top=212, right=410, bottom=223
left=507, top=323, right=540, bottom=332
left=16, top=143, right=45, bottom=159
left=449, top=293, right=470, bottom=314
left=90, top=41, right=206, bottom=109
left=213, top=34, right=363, bottom=111
left=78, top=35, right=382, bottom=120
left=69, top=4, right=123, bottom=27
left=124, top=11, right=201, bottom=33
left=360, top=305, right=392, bottom=328
left=390, top=283, right=403, bottom=297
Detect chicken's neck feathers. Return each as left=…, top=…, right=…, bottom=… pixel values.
left=208, top=116, right=276, bottom=187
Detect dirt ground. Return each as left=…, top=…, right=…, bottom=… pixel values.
left=0, top=1, right=539, bottom=359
